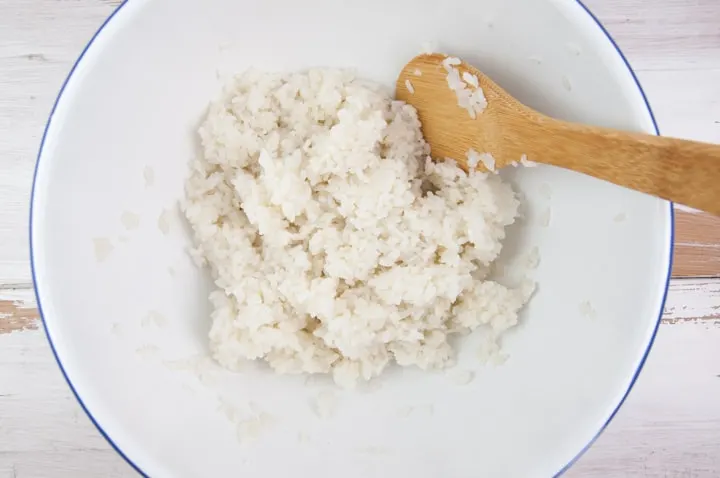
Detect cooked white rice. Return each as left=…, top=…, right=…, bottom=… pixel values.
left=442, top=56, right=487, bottom=119
left=462, top=71, right=479, bottom=88
left=520, top=154, right=538, bottom=167
left=405, top=79, right=415, bottom=94
left=183, top=68, right=532, bottom=387
left=467, top=148, right=496, bottom=172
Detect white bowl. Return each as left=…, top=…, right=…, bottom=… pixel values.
left=31, top=0, right=672, bottom=476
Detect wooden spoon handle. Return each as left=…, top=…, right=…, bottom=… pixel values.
left=533, top=118, right=720, bottom=215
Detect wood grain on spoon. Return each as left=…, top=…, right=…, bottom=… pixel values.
left=397, top=54, right=720, bottom=216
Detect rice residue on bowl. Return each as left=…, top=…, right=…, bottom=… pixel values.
left=183, top=68, right=533, bottom=387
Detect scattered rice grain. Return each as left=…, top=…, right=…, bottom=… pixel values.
left=158, top=209, right=171, bottom=235
left=163, top=355, right=221, bottom=383
left=405, top=79, right=415, bottom=94
left=136, top=344, right=159, bottom=359
left=309, top=390, right=339, bottom=419
left=447, top=369, right=475, bottom=385
left=477, top=334, right=505, bottom=365
left=142, top=310, right=167, bottom=328
left=143, top=166, right=155, bottom=187
left=462, top=71, right=479, bottom=87
left=93, top=238, right=114, bottom=262
left=237, top=412, right=274, bottom=443
left=579, top=300, right=597, bottom=319
left=525, top=246, right=540, bottom=270
left=539, top=208, right=552, bottom=227
left=480, top=153, right=496, bottom=171
left=520, top=154, right=538, bottom=167
left=443, top=57, right=461, bottom=67
left=467, top=149, right=496, bottom=171
left=121, top=211, right=140, bottom=230
left=397, top=405, right=414, bottom=417
left=538, top=182, right=552, bottom=200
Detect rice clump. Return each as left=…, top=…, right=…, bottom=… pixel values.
left=467, top=148, right=496, bottom=172
left=184, top=68, right=532, bottom=387
left=442, top=56, right=487, bottom=119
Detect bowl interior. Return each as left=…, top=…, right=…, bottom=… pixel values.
left=32, top=0, right=671, bottom=476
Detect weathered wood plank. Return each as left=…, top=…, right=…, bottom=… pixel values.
left=0, top=300, right=38, bottom=334
left=585, top=0, right=720, bottom=72
left=663, top=278, right=720, bottom=322
left=673, top=210, right=720, bottom=278
left=570, top=321, right=720, bottom=478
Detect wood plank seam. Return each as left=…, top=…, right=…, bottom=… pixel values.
left=673, top=210, right=720, bottom=278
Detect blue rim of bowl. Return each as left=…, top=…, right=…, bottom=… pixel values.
left=28, top=0, right=673, bottom=476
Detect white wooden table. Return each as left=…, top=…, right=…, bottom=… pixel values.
left=1, top=1, right=719, bottom=476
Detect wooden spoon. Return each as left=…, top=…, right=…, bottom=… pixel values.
left=397, top=53, right=720, bottom=216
